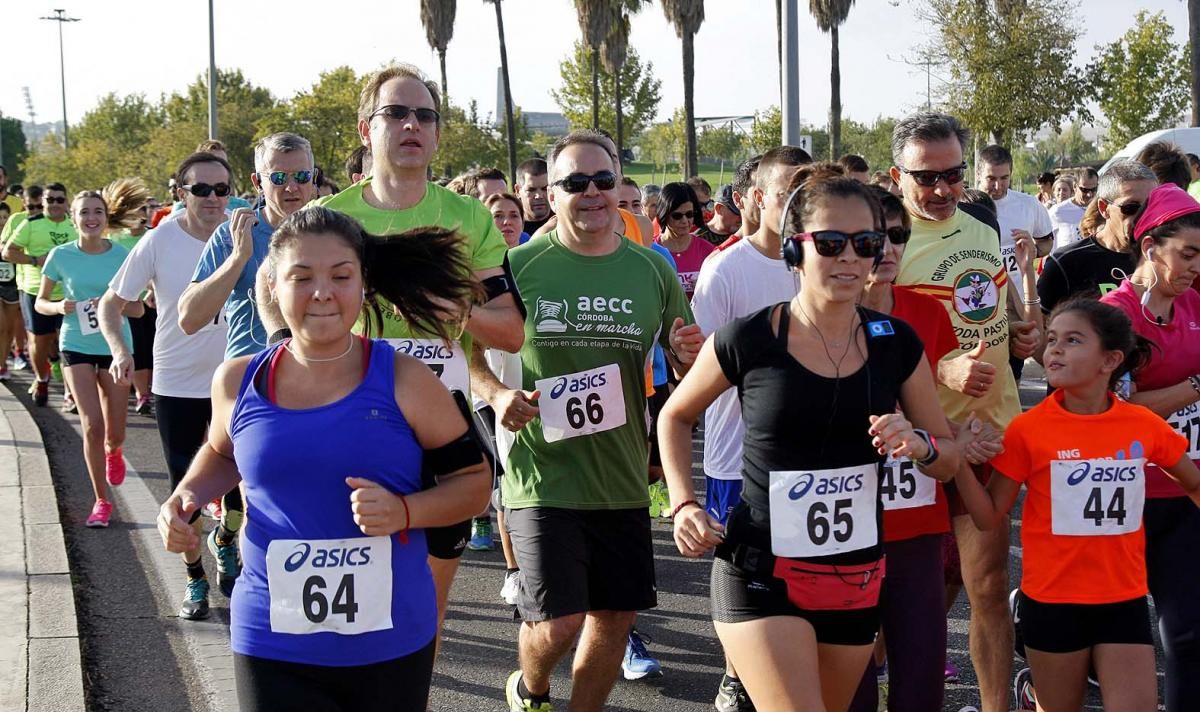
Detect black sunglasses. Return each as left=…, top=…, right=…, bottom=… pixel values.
left=668, top=210, right=694, bottom=221
left=553, top=170, right=617, bottom=194
left=797, top=230, right=886, bottom=258
left=371, top=104, right=440, bottom=125
left=260, top=170, right=315, bottom=186
left=898, top=163, right=967, bottom=188
left=886, top=225, right=911, bottom=245
left=1112, top=201, right=1142, bottom=217
left=182, top=182, right=232, bottom=198
left=1078, top=186, right=1098, bottom=196
left=44, top=196, right=67, bottom=205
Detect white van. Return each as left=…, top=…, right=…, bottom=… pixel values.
left=1100, top=127, right=1200, bottom=174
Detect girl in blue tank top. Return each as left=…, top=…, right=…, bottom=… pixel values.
left=155, top=207, right=490, bottom=711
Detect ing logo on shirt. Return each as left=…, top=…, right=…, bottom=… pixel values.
left=953, top=270, right=998, bottom=324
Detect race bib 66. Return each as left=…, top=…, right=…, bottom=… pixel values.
left=535, top=363, right=625, bottom=443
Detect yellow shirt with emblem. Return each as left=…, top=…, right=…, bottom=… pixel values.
left=896, top=208, right=1021, bottom=429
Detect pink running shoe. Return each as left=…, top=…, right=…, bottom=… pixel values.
left=86, top=499, right=113, bottom=528
left=105, top=449, right=126, bottom=486
left=944, top=661, right=959, bottom=683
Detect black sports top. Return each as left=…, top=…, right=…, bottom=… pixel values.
left=713, top=303, right=925, bottom=565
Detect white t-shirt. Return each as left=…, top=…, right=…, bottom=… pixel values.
left=483, top=348, right=523, bottom=465
left=110, top=219, right=228, bottom=398
left=993, top=189, right=1053, bottom=300
left=1049, top=199, right=1087, bottom=250
left=690, top=239, right=799, bottom=480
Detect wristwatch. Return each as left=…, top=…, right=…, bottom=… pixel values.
left=30, top=255, right=39, bottom=267
left=911, top=428, right=940, bottom=468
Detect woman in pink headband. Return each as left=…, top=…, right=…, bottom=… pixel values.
left=1100, top=182, right=1200, bottom=712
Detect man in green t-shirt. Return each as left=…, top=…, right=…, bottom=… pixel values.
left=3, top=182, right=76, bottom=403
left=497, top=130, right=702, bottom=712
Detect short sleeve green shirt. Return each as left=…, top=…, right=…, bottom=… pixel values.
left=10, top=216, right=77, bottom=298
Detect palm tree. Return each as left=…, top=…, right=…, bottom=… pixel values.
left=661, top=0, right=705, bottom=178
left=574, top=0, right=616, bottom=130
left=419, top=0, right=457, bottom=114
left=601, top=1, right=647, bottom=164
left=486, top=0, right=518, bottom=182
left=809, top=0, right=855, bottom=159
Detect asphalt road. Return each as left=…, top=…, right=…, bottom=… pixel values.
left=9, top=362, right=1128, bottom=711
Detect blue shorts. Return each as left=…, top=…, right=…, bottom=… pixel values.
left=704, top=477, right=744, bottom=527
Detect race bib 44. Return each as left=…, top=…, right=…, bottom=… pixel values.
left=1050, top=458, right=1145, bottom=537
left=535, top=363, right=625, bottom=443
left=266, top=536, right=392, bottom=635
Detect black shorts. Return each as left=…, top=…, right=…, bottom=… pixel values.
left=0, top=282, right=18, bottom=304
left=130, top=306, right=156, bottom=371
left=1015, top=590, right=1152, bottom=653
left=504, top=506, right=657, bottom=621
left=60, top=350, right=113, bottom=369
left=710, top=554, right=880, bottom=646
left=646, top=387, right=670, bottom=468
left=426, top=518, right=470, bottom=560
left=233, top=640, right=435, bottom=712
left=20, top=291, right=62, bottom=336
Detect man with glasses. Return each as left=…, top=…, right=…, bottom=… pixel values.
left=890, top=113, right=1026, bottom=712
left=1035, top=160, right=1157, bottom=360
left=99, top=152, right=232, bottom=622
left=1049, top=167, right=1099, bottom=250
left=695, top=184, right=742, bottom=247
left=515, top=158, right=552, bottom=235
left=497, top=129, right=701, bottom=712
left=4, top=182, right=76, bottom=405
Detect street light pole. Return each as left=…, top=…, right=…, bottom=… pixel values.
left=208, top=0, right=218, bottom=140
left=40, top=9, right=79, bottom=151
left=780, top=0, right=801, bottom=147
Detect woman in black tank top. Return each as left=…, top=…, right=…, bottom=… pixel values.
left=657, top=164, right=972, bottom=711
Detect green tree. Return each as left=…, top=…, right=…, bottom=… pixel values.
left=640, top=108, right=686, bottom=174
left=920, top=0, right=1087, bottom=147
left=2, top=117, right=31, bottom=181
left=259, top=67, right=363, bottom=180
left=574, top=0, right=615, bottom=130
left=419, top=0, right=457, bottom=113
left=661, top=0, right=705, bottom=177
left=601, top=1, right=650, bottom=162
left=697, top=124, right=745, bottom=162
left=840, top=116, right=897, bottom=173
left=432, top=100, right=508, bottom=177
left=552, top=41, right=662, bottom=139
left=750, top=105, right=782, bottom=153
left=809, top=0, right=856, bottom=159
left=1088, top=10, right=1190, bottom=150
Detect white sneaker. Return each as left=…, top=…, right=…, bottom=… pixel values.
left=500, top=569, right=520, bottom=605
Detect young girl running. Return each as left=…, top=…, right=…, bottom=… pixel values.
left=958, top=299, right=1200, bottom=711
left=36, top=192, right=143, bottom=526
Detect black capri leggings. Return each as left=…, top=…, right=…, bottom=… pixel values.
left=130, top=306, right=156, bottom=371
left=233, top=641, right=435, bottom=712
left=153, top=394, right=242, bottom=513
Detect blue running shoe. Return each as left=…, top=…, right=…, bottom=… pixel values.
left=207, top=528, right=241, bottom=597
left=180, top=577, right=210, bottom=620
left=622, top=629, right=663, bottom=680
left=468, top=518, right=494, bottom=551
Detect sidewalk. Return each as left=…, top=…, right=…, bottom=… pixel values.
left=0, top=385, right=86, bottom=711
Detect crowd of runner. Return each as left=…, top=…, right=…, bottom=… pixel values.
left=2, top=62, right=1200, bottom=712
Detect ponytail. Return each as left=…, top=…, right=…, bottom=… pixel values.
left=101, top=178, right=151, bottom=234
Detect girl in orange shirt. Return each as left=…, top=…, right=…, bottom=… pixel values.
left=957, top=299, right=1200, bottom=711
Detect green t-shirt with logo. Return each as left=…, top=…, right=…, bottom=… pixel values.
left=10, top=215, right=77, bottom=298
left=502, top=231, right=694, bottom=510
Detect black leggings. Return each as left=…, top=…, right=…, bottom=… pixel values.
left=233, top=641, right=435, bottom=711
left=1145, top=497, right=1200, bottom=712
left=153, top=394, right=242, bottom=513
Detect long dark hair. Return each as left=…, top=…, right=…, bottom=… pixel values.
left=268, top=207, right=484, bottom=342
left=1048, top=298, right=1155, bottom=388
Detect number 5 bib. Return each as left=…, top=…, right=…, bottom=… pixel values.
left=1050, top=458, right=1145, bottom=536
left=768, top=464, right=879, bottom=558
left=78, top=299, right=100, bottom=336
left=266, top=536, right=392, bottom=635
left=535, top=363, right=625, bottom=443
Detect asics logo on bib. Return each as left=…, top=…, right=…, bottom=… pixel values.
left=788, top=472, right=865, bottom=500
left=549, top=372, right=608, bottom=399
left=1064, top=461, right=1139, bottom=486
left=283, top=542, right=373, bottom=572
left=394, top=341, right=454, bottom=360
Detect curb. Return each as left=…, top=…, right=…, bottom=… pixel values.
left=0, top=385, right=86, bottom=712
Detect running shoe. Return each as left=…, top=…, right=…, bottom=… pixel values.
left=500, top=569, right=520, bottom=606
left=33, top=380, right=48, bottom=407
left=714, top=675, right=755, bottom=712
left=50, top=361, right=62, bottom=383
left=62, top=392, right=76, bottom=414
left=134, top=395, right=152, bottom=415
left=105, top=449, right=126, bottom=486
left=622, top=629, right=663, bottom=680
left=505, top=670, right=552, bottom=712
left=1013, top=667, right=1036, bottom=710
left=179, top=577, right=210, bottom=620
left=0, top=366, right=9, bottom=381
left=468, top=518, right=494, bottom=551
left=85, top=499, right=112, bottom=528
left=944, top=660, right=959, bottom=683
left=12, top=352, right=29, bottom=371
left=207, top=527, right=241, bottom=598
left=204, top=498, right=222, bottom=520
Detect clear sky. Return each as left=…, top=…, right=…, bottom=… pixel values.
left=0, top=0, right=1189, bottom=134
